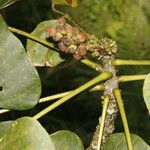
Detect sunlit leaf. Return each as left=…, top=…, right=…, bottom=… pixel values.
left=0, top=121, right=13, bottom=138
left=52, top=0, right=77, bottom=7
left=0, top=14, right=41, bottom=110
left=103, top=133, right=150, bottom=150
left=143, top=73, right=150, bottom=114
left=0, top=117, right=55, bottom=150
left=0, top=0, right=18, bottom=9
left=50, top=130, right=84, bottom=150
left=27, top=20, right=64, bottom=67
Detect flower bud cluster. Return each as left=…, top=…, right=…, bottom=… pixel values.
left=86, top=35, right=117, bottom=58
left=45, top=18, right=88, bottom=60
left=45, top=18, right=117, bottom=60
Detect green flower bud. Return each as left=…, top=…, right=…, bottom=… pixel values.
left=53, top=32, right=63, bottom=41
left=67, top=44, right=77, bottom=54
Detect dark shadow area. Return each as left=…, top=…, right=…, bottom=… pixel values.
left=0, top=86, right=3, bottom=91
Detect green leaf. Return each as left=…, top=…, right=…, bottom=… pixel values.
left=50, top=130, right=84, bottom=150
left=103, top=133, right=150, bottom=150
left=0, top=121, right=13, bottom=138
left=143, top=73, right=150, bottom=114
left=52, top=0, right=77, bottom=7
left=0, top=117, right=55, bottom=150
left=27, top=20, right=64, bottom=67
left=0, top=0, right=18, bottom=9
left=0, top=14, right=41, bottom=110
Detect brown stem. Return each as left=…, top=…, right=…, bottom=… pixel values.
left=87, top=55, right=119, bottom=150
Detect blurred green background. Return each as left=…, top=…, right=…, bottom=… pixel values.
left=0, top=0, right=150, bottom=148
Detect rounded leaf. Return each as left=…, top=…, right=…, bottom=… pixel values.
left=0, top=15, right=41, bottom=110
left=103, top=133, right=150, bottom=150
left=0, top=121, right=13, bottom=138
left=0, top=117, right=55, bottom=150
left=50, top=130, right=84, bottom=150
left=27, top=20, right=64, bottom=67
left=143, top=73, right=150, bottom=114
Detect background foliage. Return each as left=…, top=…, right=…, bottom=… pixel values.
left=0, top=0, right=150, bottom=147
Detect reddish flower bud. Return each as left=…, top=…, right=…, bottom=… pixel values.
left=58, top=42, right=67, bottom=52
left=67, top=44, right=77, bottom=54
left=73, top=53, right=82, bottom=60
left=76, top=33, right=86, bottom=43
left=61, top=36, right=72, bottom=46
left=56, top=24, right=67, bottom=35
left=57, top=17, right=66, bottom=25
left=53, top=32, right=63, bottom=41
left=45, top=27, right=56, bottom=36
left=67, top=26, right=79, bottom=37
left=77, top=43, right=87, bottom=56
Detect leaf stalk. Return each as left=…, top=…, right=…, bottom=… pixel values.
left=112, top=59, right=150, bottom=66
left=97, top=95, right=110, bottom=150
left=113, top=88, right=133, bottom=150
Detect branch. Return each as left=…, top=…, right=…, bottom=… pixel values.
left=33, top=71, right=112, bottom=120
left=97, top=95, right=110, bottom=150
left=112, top=59, right=150, bottom=66
left=113, top=88, right=133, bottom=150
